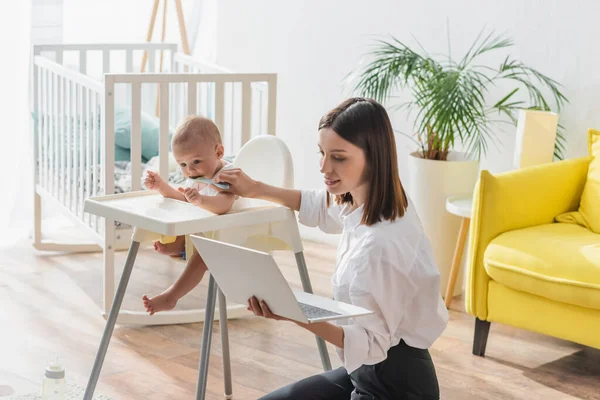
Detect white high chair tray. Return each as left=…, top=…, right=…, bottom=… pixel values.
left=84, top=191, right=289, bottom=237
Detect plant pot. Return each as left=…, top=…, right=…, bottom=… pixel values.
left=406, top=151, right=480, bottom=298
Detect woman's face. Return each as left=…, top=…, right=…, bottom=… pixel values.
left=318, top=128, right=368, bottom=203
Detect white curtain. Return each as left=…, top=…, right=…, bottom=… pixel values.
left=0, top=1, right=33, bottom=246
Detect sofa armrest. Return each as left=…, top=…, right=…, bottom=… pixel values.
left=465, top=156, right=591, bottom=319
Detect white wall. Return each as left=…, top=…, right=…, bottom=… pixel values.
left=62, top=0, right=196, bottom=47
left=0, top=0, right=31, bottom=244
left=32, top=0, right=63, bottom=44
left=210, top=0, right=600, bottom=245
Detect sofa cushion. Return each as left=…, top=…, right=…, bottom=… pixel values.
left=579, top=129, right=600, bottom=233
left=484, top=223, right=600, bottom=310
left=556, top=129, right=600, bottom=233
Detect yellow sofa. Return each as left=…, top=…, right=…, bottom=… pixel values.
left=465, top=151, right=600, bottom=355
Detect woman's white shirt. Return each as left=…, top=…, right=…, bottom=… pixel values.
left=298, top=189, right=448, bottom=374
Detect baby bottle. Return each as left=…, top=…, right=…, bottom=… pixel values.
left=41, top=357, right=65, bottom=400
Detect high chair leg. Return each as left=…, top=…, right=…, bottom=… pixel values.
left=295, top=251, right=333, bottom=371
left=84, top=240, right=141, bottom=400
left=218, top=288, right=233, bottom=399
left=196, top=275, right=218, bottom=400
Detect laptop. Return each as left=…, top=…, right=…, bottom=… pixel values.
left=190, top=235, right=374, bottom=324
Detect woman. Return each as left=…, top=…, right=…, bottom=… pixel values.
left=214, top=98, right=449, bottom=399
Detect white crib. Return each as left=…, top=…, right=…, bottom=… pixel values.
left=31, top=43, right=277, bottom=323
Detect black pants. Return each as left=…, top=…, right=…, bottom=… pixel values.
left=259, top=340, right=439, bottom=400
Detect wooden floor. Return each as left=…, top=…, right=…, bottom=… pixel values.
left=1, top=237, right=599, bottom=399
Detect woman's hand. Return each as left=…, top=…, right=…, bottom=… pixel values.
left=213, top=168, right=260, bottom=198
left=247, top=296, right=290, bottom=322
left=247, top=296, right=345, bottom=348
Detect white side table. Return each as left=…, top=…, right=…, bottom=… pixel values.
left=444, top=195, right=473, bottom=308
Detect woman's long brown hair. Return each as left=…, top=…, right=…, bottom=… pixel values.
left=319, top=98, right=408, bottom=226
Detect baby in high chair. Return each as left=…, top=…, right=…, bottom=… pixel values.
left=142, top=115, right=246, bottom=315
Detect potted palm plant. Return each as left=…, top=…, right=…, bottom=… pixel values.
left=349, top=30, right=568, bottom=296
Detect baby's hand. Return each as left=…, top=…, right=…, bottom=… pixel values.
left=145, top=171, right=167, bottom=192
left=178, top=187, right=203, bottom=206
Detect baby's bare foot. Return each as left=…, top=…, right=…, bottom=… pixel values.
left=154, top=237, right=185, bottom=257
left=142, top=292, right=178, bottom=315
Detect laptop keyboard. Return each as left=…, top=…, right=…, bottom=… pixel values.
left=298, top=302, right=341, bottom=319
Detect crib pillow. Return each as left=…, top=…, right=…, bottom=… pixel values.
left=114, top=105, right=173, bottom=162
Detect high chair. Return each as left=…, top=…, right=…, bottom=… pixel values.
left=82, top=135, right=332, bottom=400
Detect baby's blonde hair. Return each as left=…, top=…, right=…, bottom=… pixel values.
left=172, top=115, right=222, bottom=148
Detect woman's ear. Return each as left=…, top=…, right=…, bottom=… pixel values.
left=215, top=143, right=225, bottom=159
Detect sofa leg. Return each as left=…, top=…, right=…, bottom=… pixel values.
left=473, top=318, right=491, bottom=356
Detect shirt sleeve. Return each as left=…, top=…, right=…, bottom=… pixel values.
left=338, top=237, right=416, bottom=374
left=297, top=189, right=343, bottom=234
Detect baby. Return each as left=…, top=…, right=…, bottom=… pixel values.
left=142, top=115, right=245, bottom=315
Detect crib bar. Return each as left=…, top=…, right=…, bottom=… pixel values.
left=199, top=82, right=207, bottom=118
left=42, top=70, right=47, bottom=191
left=256, top=89, right=264, bottom=136
left=51, top=72, right=58, bottom=197
left=197, top=81, right=202, bottom=116
left=33, top=61, right=41, bottom=244
left=261, top=90, right=267, bottom=134
left=148, top=51, right=155, bottom=73
left=56, top=50, right=63, bottom=65
left=48, top=71, right=53, bottom=195
left=79, top=50, right=87, bottom=75
left=131, top=82, right=142, bottom=191
left=59, top=76, right=65, bottom=205
left=92, top=92, right=100, bottom=230
left=126, top=50, right=133, bottom=73
left=78, top=85, right=85, bottom=218
left=40, top=69, right=46, bottom=192
left=35, top=43, right=177, bottom=52
left=85, top=88, right=92, bottom=224
left=103, top=50, right=110, bottom=76
left=61, top=76, right=67, bottom=203
left=159, top=82, right=170, bottom=179
left=241, top=81, right=252, bottom=147
left=103, top=77, right=115, bottom=204
left=173, top=53, right=233, bottom=73
left=227, top=83, right=234, bottom=151
left=44, top=70, right=49, bottom=192
left=35, top=65, right=41, bottom=189
left=188, top=81, right=197, bottom=115
left=66, top=79, right=72, bottom=211
left=44, top=70, right=50, bottom=192
left=34, top=65, right=40, bottom=186
left=55, top=74, right=60, bottom=197
left=62, top=77, right=68, bottom=204
left=111, top=73, right=275, bottom=84
left=170, top=83, right=177, bottom=133
left=71, top=82, right=78, bottom=214
left=267, top=75, right=277, bottom=135
left=73, top=83, right=78, bottom=216
left=214, top=81, right=225, bottom=135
